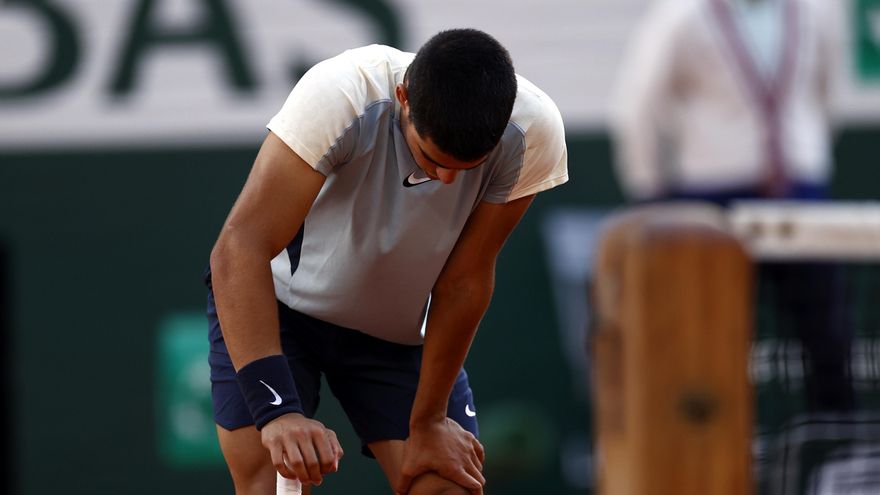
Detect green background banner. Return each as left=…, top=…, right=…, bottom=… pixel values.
left=856, top=0, right=880, bottom=81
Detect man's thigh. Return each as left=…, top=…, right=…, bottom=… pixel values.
left=323, top=328, right=479, bottom=457
left=369, top=439, right=470, bottom=495
left=215, top=425, right=276, bottom=494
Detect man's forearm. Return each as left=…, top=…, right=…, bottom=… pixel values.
left=210, top=239, right=283, bottom=371
left=409, top=276, right=493, bottom=427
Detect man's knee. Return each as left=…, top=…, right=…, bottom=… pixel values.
left=408, top=472, right=471, bottom=495
left=216, top=425, right=276, bottom=494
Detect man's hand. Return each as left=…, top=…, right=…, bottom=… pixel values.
left=261, top=412, right=344, bottom=486
left=396, top=418, right=486, bottom=495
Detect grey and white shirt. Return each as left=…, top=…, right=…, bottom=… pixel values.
left=267, top=44, right=568, bottom=344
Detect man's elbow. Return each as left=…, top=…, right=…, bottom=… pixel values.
left=209, top=236, right=234, bottom=283
left=209, top=230, right=258, bottom=282
left=433, top=273, right=494, bottom=308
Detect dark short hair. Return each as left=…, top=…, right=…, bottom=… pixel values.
left=406, top=29, right=517, bottom=161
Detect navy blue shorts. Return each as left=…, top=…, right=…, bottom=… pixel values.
left=206, top=286, right=479, bottom=457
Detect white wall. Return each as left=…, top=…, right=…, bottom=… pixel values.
left=0, top=0, right=876, bottom=150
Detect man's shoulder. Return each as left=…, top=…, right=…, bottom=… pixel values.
left=343, top=44, right=413, bottom=59
left=302, top=44, right=412, bottom=103
left=328, top=44, right=414, bottom=74
left=509, top=74, right=563, bottom=137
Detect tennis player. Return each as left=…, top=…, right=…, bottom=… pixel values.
left=206, top=28, right=568, bottom=494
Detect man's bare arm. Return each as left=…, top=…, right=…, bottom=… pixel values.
left=210, top=131, right=342, bottom=485
left=210, top=131, right=325, bottom=369
left=396, top=194, right=535, bottom=495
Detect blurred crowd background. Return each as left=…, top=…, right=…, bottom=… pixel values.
left=1, top=1, right=878, bottom=494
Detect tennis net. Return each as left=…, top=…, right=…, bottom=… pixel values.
left=729, top=201, right=880, bottom=495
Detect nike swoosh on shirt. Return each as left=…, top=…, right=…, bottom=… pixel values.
left=402, top=171, right=433, bottom=188
left=259, top=380, right=283, bottom=406
left=465, top=404, right=477, bottom=417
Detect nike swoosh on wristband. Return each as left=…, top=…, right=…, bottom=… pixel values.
left=465, top=404, right=477, bottom=417
left=402, top=170, right=433, bottom=188
left=259, top=380, right=283, bottom=406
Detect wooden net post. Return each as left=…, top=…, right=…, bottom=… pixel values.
left=592, top=203, right=753, bottom=495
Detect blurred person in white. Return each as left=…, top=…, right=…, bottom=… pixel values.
left=611, top=0, right=855, bottom=411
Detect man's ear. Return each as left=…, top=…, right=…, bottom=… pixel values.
left=395, top=84, right=408, bottom=107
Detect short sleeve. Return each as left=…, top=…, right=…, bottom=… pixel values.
left=267, top=54, right=366, bottom=175
left=483, top=82, right=569, bottom=204
left=509, top=94, right=568, bottom=201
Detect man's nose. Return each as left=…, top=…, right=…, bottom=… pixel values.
left=435, top=167, right=458, bottom=184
